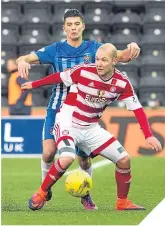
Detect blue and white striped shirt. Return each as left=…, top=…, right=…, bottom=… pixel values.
left=35, top=40, right=102, bottom=111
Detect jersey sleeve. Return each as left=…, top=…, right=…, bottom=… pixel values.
left=118, top=80, right=142, bottom=110
left=60, top=65, right=82, bottom=87
left=35, top=43, right=56, bottom=64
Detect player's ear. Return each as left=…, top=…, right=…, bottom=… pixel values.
left=113, top=57, right=118, bottom=66
left=63, top=24, right=65, bottom=32
left=63, top=25, right=67, bottom=35
left=82, top=23, right=85, bottom=31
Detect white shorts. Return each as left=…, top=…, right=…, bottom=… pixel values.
left=54, top=104, right=128, bottom=163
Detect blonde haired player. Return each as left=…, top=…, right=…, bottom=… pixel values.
left=22, top=44, right=162, bottom=211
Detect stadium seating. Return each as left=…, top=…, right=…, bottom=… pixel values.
left=145, top=0, right=165, bottom=15
left=113, top=0, right=145, bottom=13
left=143, top=7, right=165, bottom=30
left=22, top=2, right=52, bottom=24
left=20, top=23, right=51, bottom=46
left=29, top=65, right=48, bottom=80
left=111, top=11, right=142, bottom=33
left=84, top=2, right=112, bottom=27
left=2, top=2, right=22, bottom=25
left=110, top=29, right=141, bottom=50
left=84, top=27, right=110, bottom=42
left=51, top=24, right=67, bottom=42
left=18, top=45, right=45, bottom=56
left=141, top=28, right=165, bottom=50
left=32, top=89, right=46, bottom=106
left=139, top=72, right=165, bottom=91
left=139, top=91, right=165, bottom=107
left=1, top=0, right=165, bottom=107
left=140, top=49, right=165, bottom=71
left=1, top=45, right=18, bottom=68
left=2, top=23, right=19, bottom=39
left=2, top=26, right=18, bottom=46
left=19, top=32, right=50, bottom=46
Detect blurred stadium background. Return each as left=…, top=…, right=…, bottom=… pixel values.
left=1, top=0, right=165, bottom=225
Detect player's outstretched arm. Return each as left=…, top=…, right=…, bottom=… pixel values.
left=133, top=108, right=162, bottom=152
left=21, top=72, right=62, bottom=90
left=16, top=53, right=39, bottom=80
left=21, top=64, right=81, bottom=90
left=119, top=77, right=162, bottom=152
left=117, top=42, right=140, bottom=63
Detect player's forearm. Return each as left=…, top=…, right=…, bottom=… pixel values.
left=32, top=72, right=61, bottom=88
left=16, top=53, right=39, bottom=65
left=133, top=108, right=153, bottom=139
left=117, top=49, right=131, bottom=63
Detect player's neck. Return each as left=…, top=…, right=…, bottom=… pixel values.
left=67, top=37, right=83, bottom=48
left=100, top=68, right=115, bottom=81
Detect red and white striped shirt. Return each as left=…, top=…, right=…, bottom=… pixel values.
left=60, top=63, right=142, bottom=128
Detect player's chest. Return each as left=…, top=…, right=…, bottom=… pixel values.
left=78, top=76, right=123, bottom=98
left=78, top=82, right=122, bottom=103
left=54, top=53, right=94, bottom=68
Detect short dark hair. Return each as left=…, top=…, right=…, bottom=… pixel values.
left=64, top=9, right=85, bottom=23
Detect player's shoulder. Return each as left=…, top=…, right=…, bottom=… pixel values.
left=70, top=63, right=96, bottom=73
left=84, top=40, right=102, bottom=47
left=48, top=41, right=66, bottom=53
left=48, top=41, right=65, bottom=48
left=114, top=68, right=133, bottom=89
left=83, top=40, right=95, bottom=45
left=80, top=63, right=97, bottom=75
left=70, top=63, right=86, bottom=73
left=81, top=63, right=96, bottom=71
left=114, top=68, right=130, bottom=82
left=54, top=41, right=64, bottom=47
left=38, top=42, right=57, bottom=52
left=84, top=40, right=96, bottom=45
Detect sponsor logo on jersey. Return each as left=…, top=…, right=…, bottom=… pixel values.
left=98, top=90, right=105, bottom=97
left=85, top=94, right=106, bottom=103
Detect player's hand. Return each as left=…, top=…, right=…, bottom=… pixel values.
left=127, top=42, right=140, bottom=60
left=21, top=82, right=33, bottom=90
left=146, top=136, right=162, bottom=152
left=17, top=61, right=31, bottom=80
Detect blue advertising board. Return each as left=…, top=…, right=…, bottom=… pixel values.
left=1, top=117, right=45, bottom=155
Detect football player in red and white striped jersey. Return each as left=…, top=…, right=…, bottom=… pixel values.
left=22, top=44, right=162, bottom=211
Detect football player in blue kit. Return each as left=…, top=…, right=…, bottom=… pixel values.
left=16, top=9, right=140, bottom=210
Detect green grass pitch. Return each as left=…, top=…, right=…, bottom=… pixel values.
left=2, top=156, right=165, bottom=225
